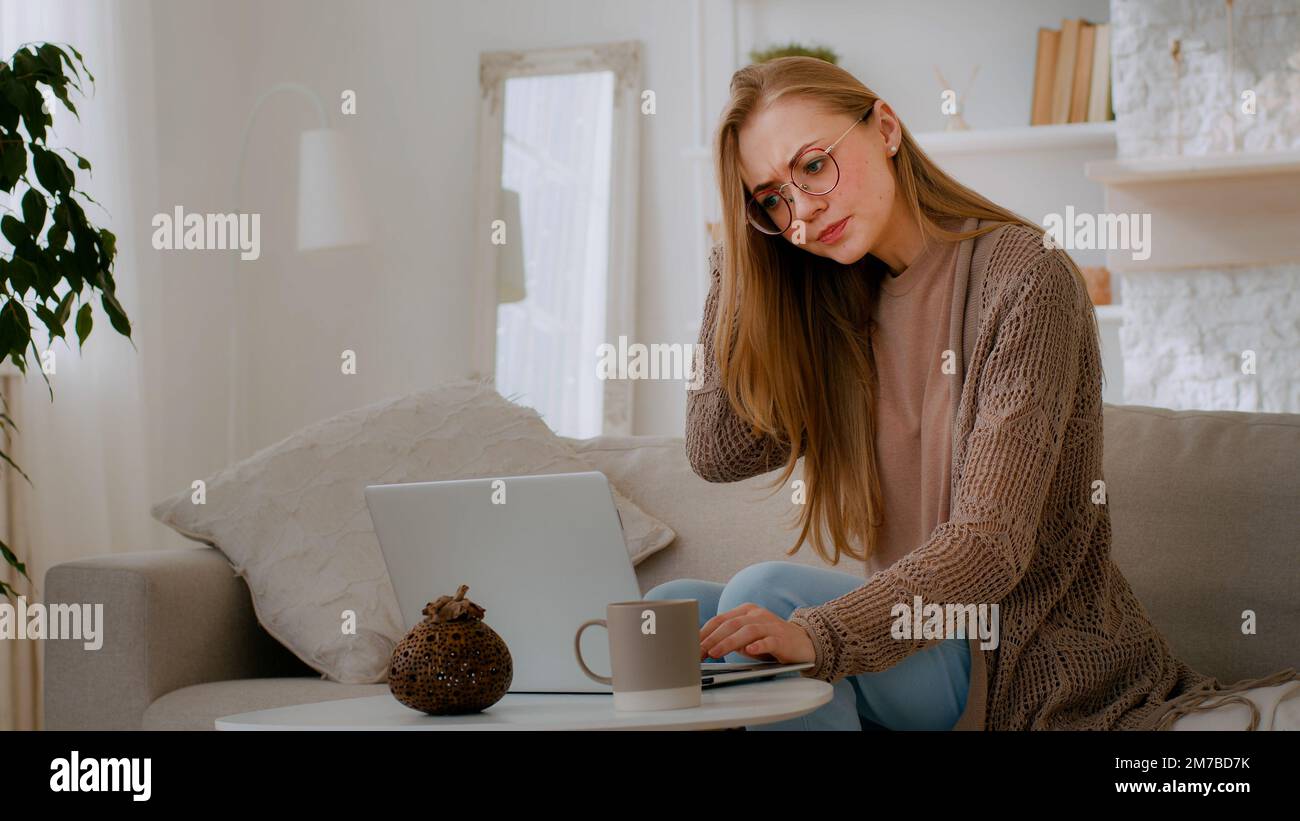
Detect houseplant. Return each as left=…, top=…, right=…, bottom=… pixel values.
left=0, top=42, right=133, bottom=599
left=749, top=42, right=840, bottom=65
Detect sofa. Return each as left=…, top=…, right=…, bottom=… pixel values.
left=44, top=403, right=1299, bottom=730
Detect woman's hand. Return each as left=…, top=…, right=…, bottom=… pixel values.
left=699, top=602, right=816, bottom=664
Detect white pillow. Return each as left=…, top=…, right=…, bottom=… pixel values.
left=150, top=379, right=676, bottom=684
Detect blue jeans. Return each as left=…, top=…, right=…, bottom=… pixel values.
left=644, top=561, right=970, bottom=731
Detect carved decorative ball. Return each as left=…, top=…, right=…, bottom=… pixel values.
left=388, top=584, right=513, bottom=715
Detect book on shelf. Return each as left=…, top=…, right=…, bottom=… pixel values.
left=1087, top=23, right=1113, bottom=122
left=1031, top=18, right=1113, bottom=126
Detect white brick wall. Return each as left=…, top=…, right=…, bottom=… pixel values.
left=1120, top=263, right=1300, bottom=411
left=1111, top=0, right=1300, bottom=157
left=1110, top=0, right=1300, bottom=411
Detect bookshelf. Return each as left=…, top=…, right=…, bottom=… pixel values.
left=1085, top=149, right=1300, bottom=185
left=1085, top=150, right=1300, bottom=274
left=915, top=121, right=1115, bottom=156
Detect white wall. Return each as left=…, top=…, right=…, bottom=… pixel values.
left=146, top=0, right=1121, bottom=464
left=171, top=0, right=704, bottom=450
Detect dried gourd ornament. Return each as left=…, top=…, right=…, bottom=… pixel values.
left=388, top=584, right=513, bottom=715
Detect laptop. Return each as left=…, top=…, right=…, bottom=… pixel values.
left=363, top=471, right=811, bottom=693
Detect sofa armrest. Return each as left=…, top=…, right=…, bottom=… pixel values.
left=43, top=547, right=311, bottom=730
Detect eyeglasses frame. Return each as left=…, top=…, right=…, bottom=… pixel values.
left=745, top=110, right=872, bottom=236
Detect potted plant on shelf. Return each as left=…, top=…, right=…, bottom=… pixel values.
left=749, top=42, right=840, bottom=65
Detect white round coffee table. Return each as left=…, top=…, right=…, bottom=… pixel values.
left=216, top=675, right=833, bottom=731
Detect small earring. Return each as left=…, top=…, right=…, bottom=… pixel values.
left=889, top=145, right=898, bottom=155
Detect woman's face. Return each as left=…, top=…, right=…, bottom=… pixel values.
left=737, top=96, right=901, bottom=266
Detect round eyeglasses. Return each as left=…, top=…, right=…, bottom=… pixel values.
left=745, top=113, right=868, bottom=236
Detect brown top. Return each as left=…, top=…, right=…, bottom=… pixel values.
left=867, top=223, right=960, bottom=578
left=683, top=221, right=1295, bottom=730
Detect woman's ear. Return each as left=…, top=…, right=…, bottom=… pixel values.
left=873, top=100, right=900, bottom=156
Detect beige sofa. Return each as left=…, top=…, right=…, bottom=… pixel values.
left=44, top=403, right=1298, bottom=730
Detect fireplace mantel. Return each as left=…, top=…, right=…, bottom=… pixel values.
left=1084, top=150, right=1300, bottom=273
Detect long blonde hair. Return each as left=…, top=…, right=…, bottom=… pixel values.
left=712, top=56, right=1093, bottom=566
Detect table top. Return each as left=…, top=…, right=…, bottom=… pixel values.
left=216, top=674, right=834, bottom=731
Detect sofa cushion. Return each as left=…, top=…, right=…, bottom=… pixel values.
left=151, top=380, right=675, bottom=685
left=1102, top=404, right=1300, bottom=682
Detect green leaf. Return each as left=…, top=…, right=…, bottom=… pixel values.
left=12, top=49, right=40, bottom=78
left=0, top=91, right=18, bottom=133
left=49, top=81, right=77, bottom=119
left=0, top=214, right=27, bottom=246
left=56, top=249, right=83, bottom=295
left=100, top=289, right=131, bottom=338
left=0, top=538, right=28, bottom=579
left=63, top=43, right=93, bottom=84
left=54, top=288, right=76, bottom=327
left=66, top=149, right=91, bottom=171
left=75, top=301, right=92, bottom=347
left=35, top=303, right=60, bottom=338
left=21, top=187, right=46, bottom=235
left=62, top=190, right=86, bottom=224
left=6, top=256, right=34, bottom=295
left=0, top=140, right=25, bottom=190
left=37, top=44, right=63, bottom=75
left=28, top=336, right=54, bottom=403
left=19, top=85, right=49, bottom=143
left=32, top=145, right=72, bottom=194
left=99, top=227, right=117, bottom=267
left=0, top=300, right=31, bottom=362
left=0, top=448, right=30, bottom=488
left=52, top=199, right=70, bottom=227
left=1, top=75, right=31, bottom=113
left=46, top=220, right=67, bottom=251
left=26, top=252, right=57, bottom=301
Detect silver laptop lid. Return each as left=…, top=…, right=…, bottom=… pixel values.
left=364, top=471, right=641, bottom=692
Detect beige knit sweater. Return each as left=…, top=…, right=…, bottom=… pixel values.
left=686, top=221, right=1297, bottom=730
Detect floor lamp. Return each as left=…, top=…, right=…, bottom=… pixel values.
left=227, top=82, right=371, bottom=463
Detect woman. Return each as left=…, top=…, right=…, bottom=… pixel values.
left=645, top=57, right=1293, bottom=731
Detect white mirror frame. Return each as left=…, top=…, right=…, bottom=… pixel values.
left=473, top=40, right=642, bottom=435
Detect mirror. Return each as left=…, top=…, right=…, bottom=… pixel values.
left=474, top=42, right=642, bottom=437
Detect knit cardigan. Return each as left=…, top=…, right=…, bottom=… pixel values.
left=685, top=219, right=1297, bottom=730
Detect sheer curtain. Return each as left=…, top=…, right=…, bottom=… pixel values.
left=0, top=0, right=162, bottom=730
left=494, top=70, right=614, bottom=439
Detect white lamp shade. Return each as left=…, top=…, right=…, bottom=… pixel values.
left=497, top=187, right=527, bottom=303
left=297, top=128, right=371, bottom=251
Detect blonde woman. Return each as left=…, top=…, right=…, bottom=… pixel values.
left=646, top=57, right=1291, bottom=731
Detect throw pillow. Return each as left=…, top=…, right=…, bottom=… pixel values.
left=150, top=379, right=675, bottom=683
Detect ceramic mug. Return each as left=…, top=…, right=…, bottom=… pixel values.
left=575, top=599, right=702, bottom=711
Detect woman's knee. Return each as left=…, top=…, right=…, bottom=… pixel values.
left=645, top=578, right=719, bottom=601
left=719, top=561, right=803, bottom=615
left=643, top=578, right=724, bottom=627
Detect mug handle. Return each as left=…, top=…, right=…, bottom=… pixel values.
left=574, top=619, right=613, bottom=685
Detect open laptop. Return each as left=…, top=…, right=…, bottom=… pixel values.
left=364, top=471, right=811, bottom=693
